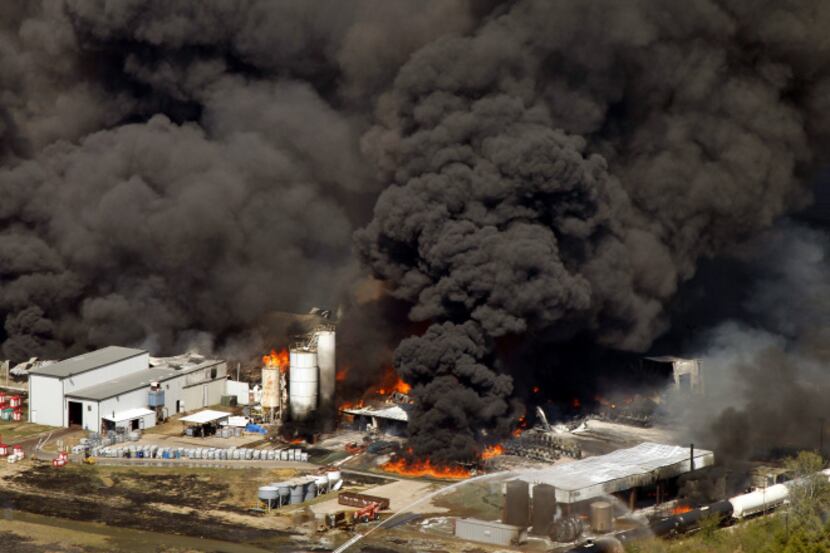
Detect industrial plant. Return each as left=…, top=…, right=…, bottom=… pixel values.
left=1, top=2, right=829, bottom=552
left=1, top=312, right=824, bottom=553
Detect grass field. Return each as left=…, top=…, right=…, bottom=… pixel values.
left=0, top=421, right=52, bottom=443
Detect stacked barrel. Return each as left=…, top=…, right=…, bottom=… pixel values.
left=0, top=392, right=23, bottom=422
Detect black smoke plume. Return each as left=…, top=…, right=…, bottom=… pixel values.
left=0, top=1, right=477, bottom=359
left=356, top=1, right=830, bottom=462
left=0, top=2, right=829, bottom=465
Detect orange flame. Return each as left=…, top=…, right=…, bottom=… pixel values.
left=512, top=415, right=528, bottom=437
left=336, top=367, right=347, bottom=382
left=368, top=366, right=412, bottom=397
left=382, top=457, right=471, bottom=480
left=571, top=398, right=581, bottom=409
left=481, top=444, right=505, bottom=460
left=262, top=348, right=289, bottom=373
left=394, top=377, right=411, bottom=394
left=672, top=504, right=692, bottom=515
left=339, top=399, right=365, bottom=411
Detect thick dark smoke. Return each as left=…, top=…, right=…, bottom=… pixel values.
left=395, top=321, right=519, bottom=464
left=1, top=1, right=829, bottom=465
left=668, top=222, right=830, bottom=462
left=0, top=0, right=477, bottom=359
left=356, top=1, right=830, bottom=461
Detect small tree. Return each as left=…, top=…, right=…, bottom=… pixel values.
left=784, top=451, right=830, bottom=515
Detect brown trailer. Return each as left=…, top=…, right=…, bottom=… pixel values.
left=338, top=491, right=390, bottom=510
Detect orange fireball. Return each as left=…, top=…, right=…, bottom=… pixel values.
left=382, top=457, right=471, bottom=479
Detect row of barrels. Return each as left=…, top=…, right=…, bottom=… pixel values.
left=90, top=445, right=309, bottom=462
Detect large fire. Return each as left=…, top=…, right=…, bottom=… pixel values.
left=262, top=348, right=289, bottom=373
left=373, top=366, right=411, bottom=395
left=481, top=444, right=505, bottom=460
left=339, top=399, right=365, bottom=411
left=382, top=457, right=471, bottom=480
left=338, top=366, right=412, bottom=412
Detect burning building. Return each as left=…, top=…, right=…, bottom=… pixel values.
left=261, top=321, right=338, bottom=424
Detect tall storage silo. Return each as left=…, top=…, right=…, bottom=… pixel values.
left=316, top=329, right=336, bottom=409
left=289, top=348, right=318, bottom=421
left=261, top=366, right=281, bottom=420
left=531, top=483, right=557, bottom=536
left=503, top=480, right=530, bottom=528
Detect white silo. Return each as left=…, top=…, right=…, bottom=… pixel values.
left=316, top=329, right=336, bottom=408
left=261, top=366, right=281, bottom=419
left=289, top=348, right=318, bottom=421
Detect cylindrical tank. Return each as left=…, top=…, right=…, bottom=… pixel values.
left=290, top=482, right=305, bottom=504
left=261, top=366, right=281, bottom=409
left=316, top=329, right=336, bottom=407
left=314, top=475, right=329, bottom=493
left=289, top=349, right=318, bottom=421
left=304, top=482, right=317, bottom=502
left=590, top=501, right=613, bottom=533
left=258, top=485, right=279, bottom=508
left=503, top=480, right=530, bottom=528
left=326, top=470, right=342, bottom=486
left=729, top=485, right=789, bottom=518
left=531, top=484, right=557, bottom=536
left=277, top=484, right=291, bottom=506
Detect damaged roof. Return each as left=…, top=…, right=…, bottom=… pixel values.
left=517, top=442, right=714, bottom=504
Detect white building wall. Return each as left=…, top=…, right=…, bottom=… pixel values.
left=161, top=375, right=186, bottom=416
left=80, top=400, right=99, bottom=433
left=62, top=353, right=148, bottom=394
left=180, top=378, right=226, bottom=413
left=97, top=387, right=155, bottom=430
left=28, top=375, right=63, bottom=426
left=225, top=380, right=250, bottom=405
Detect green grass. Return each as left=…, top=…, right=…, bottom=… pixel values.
left=0, top=421, right=52, bottom=443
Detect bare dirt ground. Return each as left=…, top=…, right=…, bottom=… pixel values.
left=0, top=460, right=304, bottom=547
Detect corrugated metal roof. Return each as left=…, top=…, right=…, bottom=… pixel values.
left=341, top=404, right=410, bottom=422
left=66, top=367, right=180, bottom=401
left=29, top=346, right=147, bottom=378
left=517, top=442, right=714, bottom=504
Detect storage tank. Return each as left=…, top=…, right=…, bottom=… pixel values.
left=304, top=482, right=317, bottom=502
left=258, top=486, right=279, bottom=509
left=277, top=483, right=291, bottom=506
left=290, top=482, right=305, bottom=504
left=315, top=475, right=329, bottom=493
left=261, top=366, right=281, bottom=410
left=531, top=484, right=557, bottom=536
left=590, top=501, right=613, bottom=533
left=729, top=483, right=790, bottom=518
left=316, top=329, right=336, bottom=408
left=289, top=349, right=318, bottom=421
left=503, top=480, right=530, bottom=528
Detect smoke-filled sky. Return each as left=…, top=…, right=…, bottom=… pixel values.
left=1, top=1, right=829, bottom=463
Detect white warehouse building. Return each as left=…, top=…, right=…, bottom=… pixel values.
left=28, top=346, right=228, bottom=433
